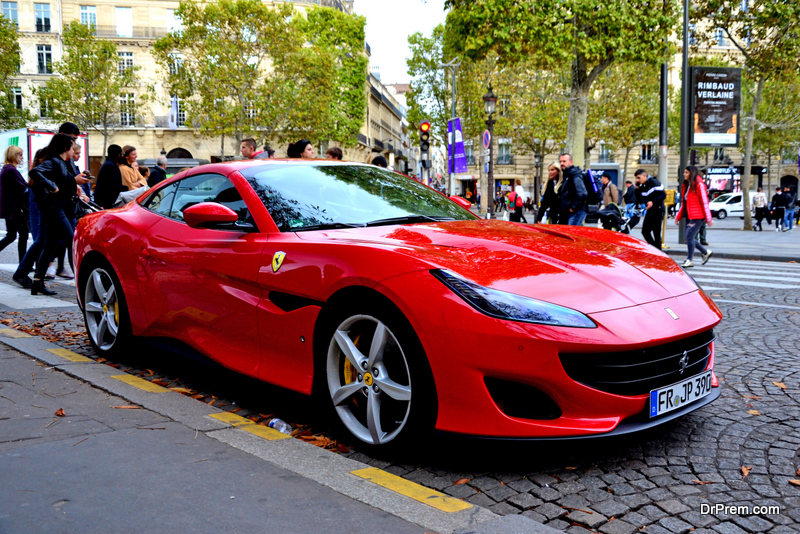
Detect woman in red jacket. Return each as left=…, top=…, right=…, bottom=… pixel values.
left=675, top=165, right=713, bottom=268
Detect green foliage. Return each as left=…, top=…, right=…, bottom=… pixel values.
left=153, top=1, right=366, bottom=150
left=406, top=24, right=451, bottom=145
left=444, top=0, right=678, bottom=167
left=37, top=21, right=150, bottom=153
left=0, top=15, right=33, bottom=130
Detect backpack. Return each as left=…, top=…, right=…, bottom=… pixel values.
left=508, top=191, right=523, bottom=208
left=583, top=170, right=602, bottom=205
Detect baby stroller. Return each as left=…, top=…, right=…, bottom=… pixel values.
left=587, top=203, right=643, bottom=234
left=75, top=196, right=103, bottom=220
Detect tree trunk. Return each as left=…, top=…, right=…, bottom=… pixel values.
left=102, top=126, right=108, bottom=158
left=220, top=134, right=225, bottom=158
left=741, top=76, right=765, bottom=231
left=566, top=86, right=589, bottom=168
left=767, top=151, right=772, bottom=191
left=624, top=146, right=632, bottom=186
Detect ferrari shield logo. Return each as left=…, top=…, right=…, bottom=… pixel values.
left=272, top=251, right=286, bottom=273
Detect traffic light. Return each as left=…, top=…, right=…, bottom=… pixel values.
left=420, top=121, right=431, bottom=168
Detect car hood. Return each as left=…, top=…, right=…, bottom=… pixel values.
left=296, top=220, right=699, bottom=314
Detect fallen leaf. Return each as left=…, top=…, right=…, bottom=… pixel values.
left=691, top=479, right=715, bottom=485
left=454, top=478, right=470, bottom=486
left=111, top=405, right=140, bottom=409
left=54, top=408, right=65, bottom=417
left=336, top=443, right=350, bottom=453
left=741, top=466, right=752, bottom=479
left=565, top=466, right=577, bottom=470
left=742, top=395, right=761, bottom=400
left=169, top=387, right=193, bottom=394
left=796, top=468, right=800, bottom=476
left=789, top=479, right=800, bottom=487
left=747, top=410, right=761, bottom=415
left=772, top=381, right=786, bottom=389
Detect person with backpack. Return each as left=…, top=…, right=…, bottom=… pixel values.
left=634, top=168, right=667, bottom=249
left=558, top=153, right=588, bottom=226
left=513, top=179, right=527, bottom=223
left=601, top=173, right=619, bottom=207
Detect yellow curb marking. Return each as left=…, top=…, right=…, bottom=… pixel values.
left=0, top=328, right=32, bottom=338
left=47, top=348, right=92, bottom=362
left=111, top=374, right=167, bottom=393
left=350, top=467, right=472, bottom=513
left=208, top=412, right=290, bottom=441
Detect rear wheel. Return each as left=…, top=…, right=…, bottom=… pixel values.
left=322, top=305, right=435, bottom=449
left=83, top=266, right=131, bottom=355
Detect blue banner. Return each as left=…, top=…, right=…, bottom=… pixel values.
left=448, top=118, right=468, bottom=175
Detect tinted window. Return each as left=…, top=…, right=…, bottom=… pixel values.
left=170, top=173, right=251, bottom=225
left=713, top=194, right=732, bottom=203
left=143, top=181, right=179, bottom=216
left=241, top=163, right=477, bottom=232
left=729, top=195, right=741, bottom=204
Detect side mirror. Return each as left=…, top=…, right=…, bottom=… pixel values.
left=183, top=202, right=239, bottom=229
left=449, top=195, right=472, bottom=210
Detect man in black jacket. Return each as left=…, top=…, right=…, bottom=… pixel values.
left=634, top=169, right=666, bottom=249
left=94, top=145, right=126, bottom=209
left=783, top=186, right=796, bottom=232
left=148, top=156, right=168, bottom=187
left=558, top=153, right=588, bottom=225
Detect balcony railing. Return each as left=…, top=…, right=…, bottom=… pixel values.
left=93, top=25, right=168, bottom=39
left=288, top=0, right=347, bottom=13
left=598, top=154, right=615, bottom=163
left=357, top=133, right=367, bottom=145
left=372, top=139, right=384, bottom=150
left=640, top=156, right=658, bottom=164
left=497, top=154, right=514, bottom=165
left=465, top=155, right=476, bottom=166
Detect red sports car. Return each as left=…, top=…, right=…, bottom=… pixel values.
left=74, top=160, right=722, bottom=449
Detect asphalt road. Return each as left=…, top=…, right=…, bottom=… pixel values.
left=0, top=243, right=798, bottom=532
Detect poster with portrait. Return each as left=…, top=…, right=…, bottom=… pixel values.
left=690, top=67, right=741, bottom=147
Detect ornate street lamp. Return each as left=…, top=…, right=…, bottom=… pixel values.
left=483, top=85, right=497, bottom=216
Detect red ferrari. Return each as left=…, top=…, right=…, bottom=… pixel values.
left=74, top=160, right=722, bottom=449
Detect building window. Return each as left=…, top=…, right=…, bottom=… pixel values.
left=168, top=53, right=183, bottom=76
left=599, top=143, right=614, bottom=163
left=118, top=51, right=133, bottom=75
left=781, top=146, right=796, bottom=164
left=177, top=99, right=185, bottom=127
left=37, top=44, right=52, bottom=74
left=715, top=28, right=727, bottom=47
left=166, top=8, right=183, bottom=33
left=34, top=3, right=50, bottom=32
left=39, top=97, right=49, bottom=118
left=464, top=140, right=475, bottom=166
left=499, top=98, right=510, bottom=117
left=497, top=138, right=512, bottom=165
left=2, top=2, right=18, bottom=27
left=80, top=5, right=96, bottom=32
left=12, top=87, right=22, bottom=109
left=120, top=93, right=135, bottom=126
left=116, top=7, right=132, bottom=38
left=640, top=143, right=657, bottom=164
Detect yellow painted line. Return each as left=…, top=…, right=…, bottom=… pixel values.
left=47, top=348, right=92, bottom=362
left=350, top=467, right=472, bottom=513
left=208, top=412, right=290, bottom=441
left=111, top=374, right=167, bottom=393
left=0, top=328, right=32, bottom=338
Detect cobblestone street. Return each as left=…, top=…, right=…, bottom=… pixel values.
left=1, top=259, right=798, bottom=534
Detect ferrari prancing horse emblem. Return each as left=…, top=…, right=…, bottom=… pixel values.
left=272, top=251, right=286, bottom=272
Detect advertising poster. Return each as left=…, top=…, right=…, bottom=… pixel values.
left=447, top=118, right=468, bottom=174
left=690, top=67, right=741, bottom=147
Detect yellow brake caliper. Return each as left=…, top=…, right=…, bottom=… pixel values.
left=343, top=334, right=360, bottom=385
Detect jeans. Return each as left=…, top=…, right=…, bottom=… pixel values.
left=29, top=191, right=40, bottom=241
left=642, top=207, right=663, bottom=249
left=685, top=219, right=708, bottom=261
left=785, top=209, right=795, bottom=230
left=34, top=202, right=75, bottom=281
left=15, top=197, right=45, bottom=279
left=567, top=209, right=588, bottom=226
left=0, top=213, right=29, bottom=262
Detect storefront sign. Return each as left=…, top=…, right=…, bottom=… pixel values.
left=690, top=67, right=741, bottom=147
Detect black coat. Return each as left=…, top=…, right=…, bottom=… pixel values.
left=148, top=165, right=167, bottom=188
left=0, top=164, right=28, bottom=220
left=623, top=184, right=636, bottom=205
left=95, top=159, right=127, bottom=209
left=635, top=176, right=666, bottom=210
left=771, top=193, right=787, bottom=210
left=559, top=165, right=588, bottom=216
left=537, top=179, right=561, bottom=223
left=29, top=157, right=75, bottom=208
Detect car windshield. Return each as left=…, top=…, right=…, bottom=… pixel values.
left=241, top=163, right=478, bottom=232
left=712, top=194, right=732, bottom=203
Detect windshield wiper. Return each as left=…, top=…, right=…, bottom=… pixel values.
left=292, top=222, right=367, bottom=232
left=365, top=215, right=456, bottom=227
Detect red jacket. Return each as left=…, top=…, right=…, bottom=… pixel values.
left=676, top=178, right=712, bottom=223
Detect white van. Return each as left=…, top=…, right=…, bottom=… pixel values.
left=709, top=191, right=756, bottom=219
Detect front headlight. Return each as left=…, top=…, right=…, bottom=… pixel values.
left=431, top=269, right=596, bottom=328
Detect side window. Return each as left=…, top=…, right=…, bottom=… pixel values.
left=143, top=181, right=179, bottom=216
left=169, top=173, right=254, bottom=228
left=730, top=195, right=741, bottom=204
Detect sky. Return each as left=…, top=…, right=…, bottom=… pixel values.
left=354, top=0, right=448, bottom=85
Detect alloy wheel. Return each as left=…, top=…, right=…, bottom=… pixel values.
left=84, top=268, right=120, bottom=351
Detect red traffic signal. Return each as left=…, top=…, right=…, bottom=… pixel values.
left=420, top=121, right=431, bottom=152
left=420, top=121, right=431, bottom=133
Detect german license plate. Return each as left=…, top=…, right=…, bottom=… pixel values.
left=649, top=371, right=713, bottom=418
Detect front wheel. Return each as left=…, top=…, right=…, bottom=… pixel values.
left=83, top=265, right=131, bottom=355
left=717, top=210, right=727, bottom=220
left=323, top=307, right=435, bottom=449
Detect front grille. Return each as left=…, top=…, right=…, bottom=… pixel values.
left=559, top=330, right=714, bottom=396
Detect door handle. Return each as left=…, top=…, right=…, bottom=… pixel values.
left=139, top=247, right=151, bottom=259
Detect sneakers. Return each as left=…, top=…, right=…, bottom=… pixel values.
left=56, top=265, right=74, bottom=280
left=45, top=265, right=56, bottom=280
left=702, top=250, right=713, bottom=265
left=682, top=260, right=694, bottom=268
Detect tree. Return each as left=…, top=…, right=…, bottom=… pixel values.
left=37, top=21, right=149, bottom=154
left=0, top=15, right=33, bottom=130
left=694, top=0, right=800, bottom=230
left=406, top=24, right=451, bottom=146
left=444, top=0, right=677, bottom=168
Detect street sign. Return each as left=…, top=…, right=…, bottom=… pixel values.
left=483, top=130, right=491, bottom=149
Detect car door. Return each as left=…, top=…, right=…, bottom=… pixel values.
left=137, top=172, right=267, bottom=378
left=728, top=194, right=742, bottom=216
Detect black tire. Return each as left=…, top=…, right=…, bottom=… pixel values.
left=81, top=263, right=132, bottom=357
left=316, top=300, right=437, bottom=452
left=717, top=210, right=727, bottom=220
